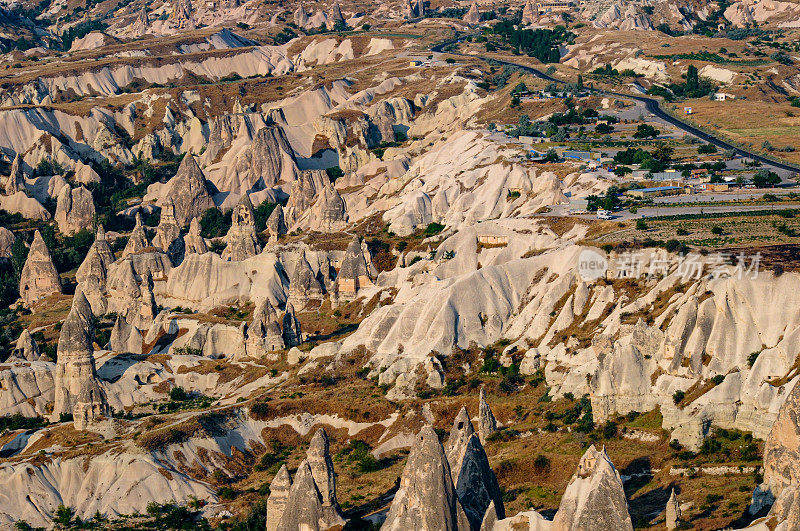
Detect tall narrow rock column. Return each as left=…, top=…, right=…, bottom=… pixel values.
left=53, top=291, right=111, bottom=430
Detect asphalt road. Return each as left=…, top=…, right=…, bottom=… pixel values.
left=431, top=40, right=800, bottom=175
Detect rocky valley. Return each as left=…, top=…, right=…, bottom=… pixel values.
left=3, top=0, right=800, bottom=529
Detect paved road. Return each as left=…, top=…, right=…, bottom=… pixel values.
left=432, top=40, right=800, bottom=175
left=549, top=203, right=800, bottom=221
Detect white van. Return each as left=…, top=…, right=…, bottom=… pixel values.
left=597, top=209, right=612, bottom=220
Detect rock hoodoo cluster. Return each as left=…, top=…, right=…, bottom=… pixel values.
left=288, top=250, right=325, bottom=310
left=550, top=445, right=634, bottom=531
left=184, top=217, right=207, bottom=255
left=153, top=197, right=184, bottom=262
left=222, top=193, right=260, bottom=261
left=52, top=291, right=110, bottom=430
left=382, top=425, right=472, bottom=530
left=158, top=153, right=214, bottom=227
left=445, top=407, right=505, bottom=529
left=123, top=212, right=151, bottom=257
left=335, top=236, right=375, bottom=302
left=54, top=185, right=95, bottom=236
left=245, top=299, right=288, bottom=357
left=272, top=428, right=346, bottom=530
left=265, top=204, right=287, bottom=243
left=4, top=154, right=24, bottom=196
left=19, top=230, right=62, bottom=307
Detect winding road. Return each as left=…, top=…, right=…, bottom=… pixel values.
left=431, top=40, right=800, bottom=174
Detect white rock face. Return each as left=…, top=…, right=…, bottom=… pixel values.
left=0, top=361, right=55, bottom=417
left=19, top=230, right=62, bottom=307
left=765, top=378, right=800, bottom=496
left=266, top=465, right=292, bottom=531
left=595, top=4, right=653, bottom=30
left=55, top=184, right=95, bottom=235
left=551, top=445, right=633, bottom=531
left=380, top=131, right=568, bottom=236
left=0, top=191, right=50, bottom=221
left=150, top=154, right=214, bottom=226
left=52, top=292, right=111, bottom=430
left=162, top=251, right=286, bottom=311
left=382, top=426, right=471, bottom=530
left=0, top=449, right=216, bottom=527
left=221, top=193, right=260, bottom=261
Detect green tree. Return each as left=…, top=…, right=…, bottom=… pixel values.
left=10, top=237, right=28, bottom=278
left=53, top=505, right=73, bottom=526
left=686, top=64, right=699, bottom=93
left=752, top=169, right=781, bottom=188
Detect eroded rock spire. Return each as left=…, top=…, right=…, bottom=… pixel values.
left=52, top=291, right=110, bottom=430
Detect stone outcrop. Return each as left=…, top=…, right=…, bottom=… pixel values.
left=464, top=2, right=481, bottom=25
left=123, top=213, right=151, bottom=257
left=478, top=389, right=498, bottom=444
left=52, top=291, right=111, bottom=430
left=287, top=250, right=325, bottom=310
left=382, top=425, right=470, bottom=530
left=480, top=501, right=499, bottom=531
left=183, top=217, right=207, bottom=255
left=76, top=226, right=116, bottom=290
left=54, top=185, right=95, bottom=236
left=205, top=115, right=237, bottom=163
left=131, top=7, right=150, bottom=36
left=551, top=445, right=634, bottom=531
left=266, top=464, right=292, bottom=531
left=284, top=170, right=329, bottom=229
left=153, top=198, right=184, bottom=263
left=108, top=314, right=143, bottom=354
left=446, top=407, right=505, bottom=529
left=326, top=2, right=345, bottom=29
left=275, top=462, right=328, bottom=531
left=282, top=301, right=302, bottom=347
left=522, top=0, right=538, bottom=25
left=74, top=162, right=100, bottom=186
left=276, top=428, right=345, bottom=531
left=309, top=184, right=347, bottom=232
left=137, top=271, right=158, bottom=327
left=766, top=486, right=800, bottom=530
left=11, top=329, right=42, bottom=361
left=765, top=380, right=800, bottom=496
left=159, top=154, right=214, bottom=226
left=306, top=428, right=344, bottom=519
left=335, top=236, right=374, bottom=301
left=406, top=0, right=424, bottom=19
left=171, top=0, right=195, bottom=29
left=4, top=154, right=24, bottom=196
left=247, top=126, right=299, bottom=188
left=221, top=193, right=260, bottom=261
left=0, top=226, right=14, bottom=259
left=93, top=225, right=116, bottom=266
left=665, top=488, right=680, bottom=530
left=447, top=407, right=476, bottom=462
left=246, top=299, right=284, bottom=356
left=19, top=230, right=62, bottom=307
left=293, top=4, right=309, bottom=27
left=265, top=204, right=287, bottom=243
